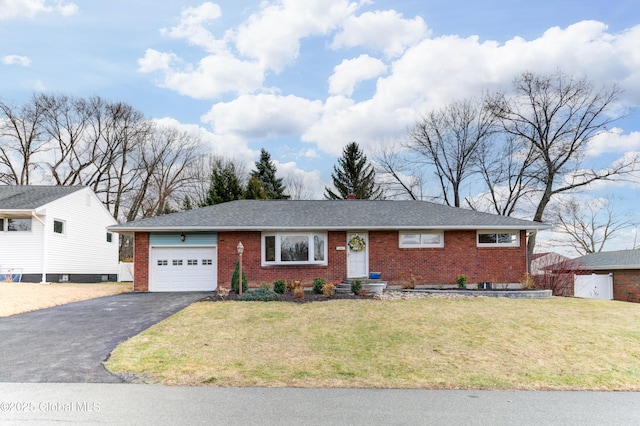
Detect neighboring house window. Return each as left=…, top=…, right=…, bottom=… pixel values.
left=0, top=218, right=3, bottom=231
left=7, top=218, right=31, bottom=231
left=399, top=231, right=444, bottom=248
left=262, top=232, right=327, bottom=265
left=477, top=231, right=519, bottom=247
left=53, top=219, right=65, bottom=234
left=106, top=232, right=113, bottom=242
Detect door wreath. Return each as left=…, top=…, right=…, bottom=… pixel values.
left=348, top=234, right=366, bottom=252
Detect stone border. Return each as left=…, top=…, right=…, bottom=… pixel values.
left=403, top=289, right=552, bottom=299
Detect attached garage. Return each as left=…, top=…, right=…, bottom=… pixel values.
left=150, top=246, right=217, bottom=291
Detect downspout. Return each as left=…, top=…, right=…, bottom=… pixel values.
left=32, top=211, right=48, bottom=283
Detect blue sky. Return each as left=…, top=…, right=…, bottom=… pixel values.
left=1, top=0, right=639, bottom=254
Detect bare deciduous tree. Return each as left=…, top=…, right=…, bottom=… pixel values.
left=374, top=141, right=426, bottom=200
left=283, top=174, right=315, bottom=200
left=408, top=98, right=495, bottom=207
left=486, top=70, right=640, bottom=260
left=549, top=196, right=633, bottom=256
left=0, top=96, right=47, bottom=184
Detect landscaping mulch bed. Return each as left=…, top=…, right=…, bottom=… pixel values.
left=200, top=291, right=374, bottom=303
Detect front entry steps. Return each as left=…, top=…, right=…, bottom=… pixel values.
left=337, top=278, right=387, bottom=295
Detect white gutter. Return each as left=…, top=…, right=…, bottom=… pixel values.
left=34, top=210, right=48, bottom=284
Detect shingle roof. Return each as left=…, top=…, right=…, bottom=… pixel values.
left=110, top=199, right=550, bottom=232
left=0, top=185, right=85, bottom=210
left=568, top=249, right=640, bottom=270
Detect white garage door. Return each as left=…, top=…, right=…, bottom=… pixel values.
left=151, top=246, right=217, bottom=292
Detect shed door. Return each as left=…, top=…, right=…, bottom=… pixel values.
left=151, top=247, right=217, bottom=292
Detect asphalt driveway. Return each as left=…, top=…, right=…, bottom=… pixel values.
left=0, top=292, right=210, bottom=383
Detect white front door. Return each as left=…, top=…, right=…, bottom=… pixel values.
left=347, top=232, right=368, bottom=278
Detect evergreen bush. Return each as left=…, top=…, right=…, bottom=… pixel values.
left=231, top=259, right=248, bottom=293
left=273, top=279, right=286, bottom=294
left=312, top=278, right=326, bottom=294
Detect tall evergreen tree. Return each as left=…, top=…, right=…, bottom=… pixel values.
left=324, top=142, right=384, bottom=200
left=251, top=148, right=289, bottom=199
left=243, top=175, right=268, bottom=200
left=202, top=159, right=244, bottom=206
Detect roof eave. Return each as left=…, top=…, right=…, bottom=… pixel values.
left=108, top=224, right=550, bottom=233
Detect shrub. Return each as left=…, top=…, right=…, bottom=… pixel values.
left=400, top=271, right=422, bottom=289
left=260, top=283, right=271, bottom=290
left=312, top=278, right=326, bottom=295
left=231, top=260, right=247, bottom=294
left=455, top=274, right=468, bottom=289
left=350, top=280, right=362, bottom=295
left=293, top=285, right=305, bottom=300
left=240, top=288, right=280, bottom=302
left=273, top=279, right=286, bottom=294
left=520, top=272, right=536, bottom=289
left=323, top=282, right=336, bottom=298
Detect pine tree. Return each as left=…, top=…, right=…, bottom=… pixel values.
left=324, top=142, right=384, bottom=200
left=182, top=195, right=193, bottom=211
left=251, top=148, right=289, bottom=199
left=243, top=175, right=268, bottom=200
left=202, top=159, right=244, bottom=206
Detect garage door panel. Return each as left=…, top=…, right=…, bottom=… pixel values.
left=151, top=247, right=217, bottom=292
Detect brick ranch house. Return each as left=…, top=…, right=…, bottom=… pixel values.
left=109, top=199, right=550, bottom=292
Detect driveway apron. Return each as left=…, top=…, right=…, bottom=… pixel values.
left=0, top=292, right=209, bottom=383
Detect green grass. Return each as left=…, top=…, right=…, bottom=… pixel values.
left=105, top=297, right=640, bottom=389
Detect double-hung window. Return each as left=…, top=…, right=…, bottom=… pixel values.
left=477, top=231, right=519, bottom=247
left=262, top=232, right=327, bottom=265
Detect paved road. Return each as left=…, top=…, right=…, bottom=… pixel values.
left=0, top=292, right=209, bottom=383
left=0, top=384, right=639, bottom=425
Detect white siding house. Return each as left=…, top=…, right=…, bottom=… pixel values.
left=0, top=186, right=119, bottom=282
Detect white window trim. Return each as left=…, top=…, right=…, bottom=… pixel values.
left=476, top=230, right=520, bottom=247
left=262, top=232, right=328, bottom=266
left=399, top=231, right=444, bottom=248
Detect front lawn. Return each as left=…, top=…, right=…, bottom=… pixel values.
left=105, top=296, right=640, bottom=389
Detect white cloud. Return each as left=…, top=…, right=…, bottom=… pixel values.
left=141, top=51, right=264, bottom=99
left=328, top=54, right=387, bottom=96
left=201, top=94, right=324, bottom=138
left=0, top=0, right=77, bottom=20
left=305, top=21, right=640, bottom=154
left=56, top=1, right=77, bottom=16
left=331, top=9, right=429, bottom=57
left=137, top=49, right=178, bottom=73
left=161, top=2, right=226, bottom=53
left=587, top=128, right=640, bottom=157
left=2, top=54, right=31, bottom=66
left=234, top=0, right=361, bottom=72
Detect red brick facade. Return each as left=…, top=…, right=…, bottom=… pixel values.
left=133, top=229, right=527, bottom=291
left=612, top=270, right=640, bottom=302
left=133, top=232, right=149, bottom=292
